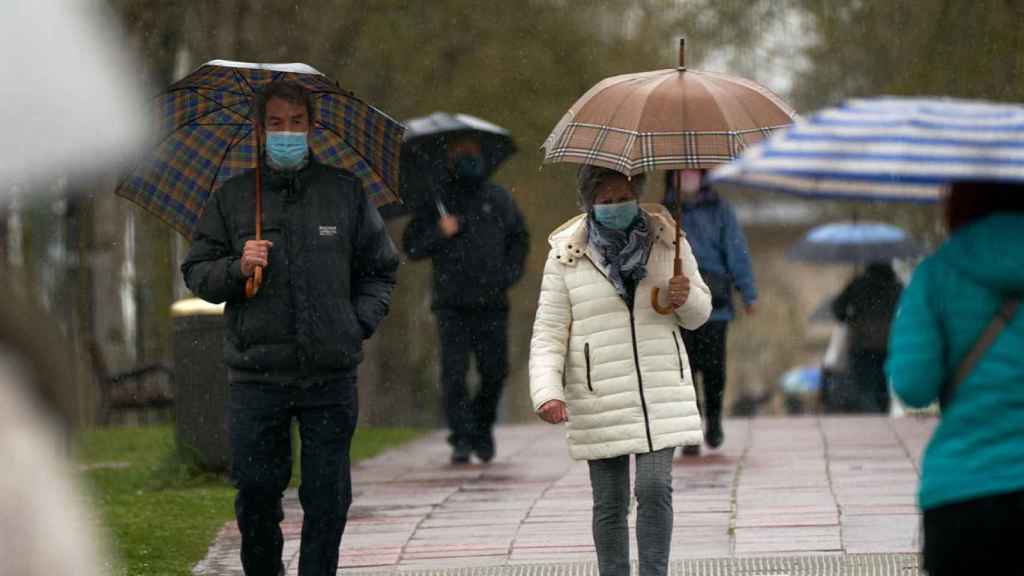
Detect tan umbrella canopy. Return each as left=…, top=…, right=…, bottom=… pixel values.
left=542, top=39, right=797, bottom=313
left=542, top=39, right=797, bottom=175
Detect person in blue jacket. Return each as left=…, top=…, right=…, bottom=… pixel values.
left=886, top=180, right=1024, bottom=576
left=664, top=170, right=757, bottom=453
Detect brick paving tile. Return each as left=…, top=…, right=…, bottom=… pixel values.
left=734, top=526, right=843, bottom=555
left=193, top=417, right=934, bottom=574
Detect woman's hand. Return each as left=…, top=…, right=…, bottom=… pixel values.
left=537, top=399, right=568, bottom=424
left=669, top=274, right=690, bottom=308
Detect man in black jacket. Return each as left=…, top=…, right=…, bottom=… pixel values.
left=402, top=134, right=528, bottom=464
left=182, top=80, right=399, bottom=576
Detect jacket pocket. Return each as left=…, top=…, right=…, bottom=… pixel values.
left=672, top=330, right=685, bottom=380
left=584, top=342, right=594, bottom=392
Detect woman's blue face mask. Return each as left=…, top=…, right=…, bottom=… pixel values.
left=593, top=200, right=639, bottom=230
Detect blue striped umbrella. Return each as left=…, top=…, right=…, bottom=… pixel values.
left=709, top=96, right=1024, bottom=202
left=786, top=221, right=925, bottom=264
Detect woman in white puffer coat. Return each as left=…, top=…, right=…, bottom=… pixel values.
left=529, top=165, right=712, bottom=576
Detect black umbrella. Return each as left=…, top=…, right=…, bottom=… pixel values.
left=378, top=112, right=517, bottom=219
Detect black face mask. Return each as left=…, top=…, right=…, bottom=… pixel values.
left=450, top=155, right=486, bottom=187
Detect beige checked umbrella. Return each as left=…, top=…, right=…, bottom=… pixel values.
left=543, top=39, right=797, bottom=314
left=542, top=39, right=797, bottom=175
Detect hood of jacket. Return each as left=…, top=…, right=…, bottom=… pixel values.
left=936, top=213, right=1024, bottom=294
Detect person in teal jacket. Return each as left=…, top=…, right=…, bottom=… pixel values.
left=886, top=180, right=1024, bottom=576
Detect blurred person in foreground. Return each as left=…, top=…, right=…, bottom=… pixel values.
left=886, top=181, right=1024, bottom=576
left=830, top=261, right=903, bottom=413
left=402, top=133, right=529, bottom=464
left=182, top=80, right=399, bottom=576
left=0, top=298, right=110, bottom=575
left=663, top=170, right=757, bottom=454
left=529, top=165, right=711, bottom=576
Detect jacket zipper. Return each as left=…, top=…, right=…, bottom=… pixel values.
left=672, top=330, right=685, bottom=380
left=584, top=342, right=594, bottom=392
left=585, top=253, right=656, bottom=453
left=629, top=307, right=656, bottom=453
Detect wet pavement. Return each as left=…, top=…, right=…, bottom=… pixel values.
left=193, top=416, right=936, bottom=575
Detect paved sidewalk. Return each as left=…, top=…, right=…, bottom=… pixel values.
left=194, top=416, right=936, bottom=575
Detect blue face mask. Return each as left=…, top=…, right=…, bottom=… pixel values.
left=593, top=200, right=639, bottom=230
left=265, top=131, right=308, bottom=169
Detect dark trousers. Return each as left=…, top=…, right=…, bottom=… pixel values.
left=436, top=308, right=509, bottom=448
left=923, top=490, right=1024, bottom=575
left=849, top=349, right=890, bottom=413
left=680, top=321, right=728, bottom=427
left=229, top=375, right=359, bottom=576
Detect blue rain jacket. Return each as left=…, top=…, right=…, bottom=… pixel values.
left=672, top=192, right=757, bottom=322
left=886, top=213, right=1024, bottom=510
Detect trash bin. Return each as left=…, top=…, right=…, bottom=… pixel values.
left=171, top=297, right=229, bottom=472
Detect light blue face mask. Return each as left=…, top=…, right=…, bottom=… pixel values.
left=593, top=200, right=639, bottom=230
left=265, top=131, right=308, bottom=169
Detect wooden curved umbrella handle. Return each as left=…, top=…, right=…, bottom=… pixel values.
left=245, top=266, right=263, bottom=298
left=652, top=286, right=674, bottom=315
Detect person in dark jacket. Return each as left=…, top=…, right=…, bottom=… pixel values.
left=181, top=80, right=399, bottom=576
left=664, top=170, right=757, bottom=454
left=831, top=262, right=903, bottom=413
left=402, top=133, right=529, bottom=464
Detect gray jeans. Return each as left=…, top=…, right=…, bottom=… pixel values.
left=587, top=447, right=674, bottom=576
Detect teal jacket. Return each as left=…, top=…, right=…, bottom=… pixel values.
left=886, top=214, right=1024, bottom=510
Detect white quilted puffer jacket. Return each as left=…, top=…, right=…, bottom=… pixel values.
left=529, top=205, right=713, bottom=461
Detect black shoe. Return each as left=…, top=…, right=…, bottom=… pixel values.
left=705, top=419, right=724, bottom=449
left=451, top=443, right=471, bottom=465
left=473, top=433, right=496, bottom=463
left=681, top=444, right=701, bottom=457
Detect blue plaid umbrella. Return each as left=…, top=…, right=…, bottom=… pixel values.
left=116, top=60, right=405, bottom=239
left=710, top=96, right=1024, bottom=202
left=786, top=221, right=926, bottom=264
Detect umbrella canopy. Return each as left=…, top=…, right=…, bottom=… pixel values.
left=709, top=96, right=1024, bottom=202
left=787, top=221, right=926, bottom=264
left=379, top=112, right=516, bottom=219
left=781, top=365, right=822, bottom=394
left=542, top=39, right=797, bottom=175
left=116, top=60, right=405, bottom=238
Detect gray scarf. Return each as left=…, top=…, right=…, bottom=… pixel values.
left=587, top=212, right=652, bottom=303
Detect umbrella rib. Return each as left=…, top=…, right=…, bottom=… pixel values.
left=315, top=120, right=387, bottom=181
left=207, top=122, right=254, bottom=201
left=553, top=72, right=663, bottom=155
left=232, top=68, right=256, bottom=97
left=167, top=88, right=252, bottom=133
left=603, top=73, right=671, bottom=173
left=626, top=72, right=680, bottom=168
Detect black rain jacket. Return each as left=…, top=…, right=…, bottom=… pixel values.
left=182, top=158, right=399, bottom=382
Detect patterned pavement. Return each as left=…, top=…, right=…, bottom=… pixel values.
left=193, top=416, right=936, bottom=575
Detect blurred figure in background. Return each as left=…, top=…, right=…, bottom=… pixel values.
left=830, top=261, right=902, bottom=413
left=664, top=170, right=757, bottom=454
left=0, top=298, right=110, bottom=576
left=402, top=134, right=529, bottom=464
left=887, top=181, right=1024, bottom=575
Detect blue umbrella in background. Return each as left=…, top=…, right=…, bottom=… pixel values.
left=786, top=221, right=926, bottom=264
left=709, top=96, right=1024, bottom=201
left=781, top=365, right=822, bottom=394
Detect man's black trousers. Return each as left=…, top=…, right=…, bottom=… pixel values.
left=229, top=375, right=358, bottom=576
left=436, top=308, right=509, bottom=450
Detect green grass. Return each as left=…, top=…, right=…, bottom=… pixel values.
left=77, top=424, right=425, bottom=576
